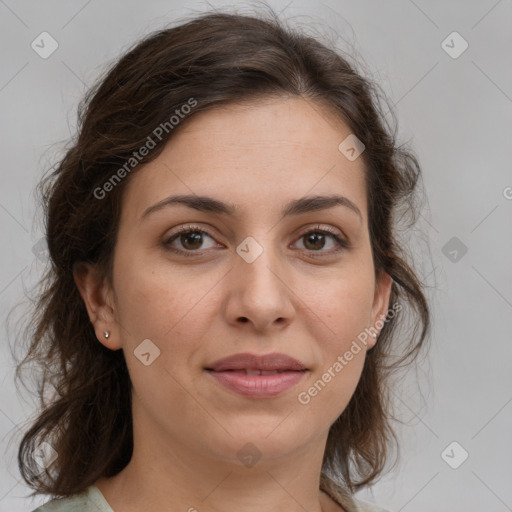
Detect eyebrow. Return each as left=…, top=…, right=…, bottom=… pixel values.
left=140, top=194, right=363, bottom=222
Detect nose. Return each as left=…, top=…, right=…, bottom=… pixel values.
left=223, top=238, right=295, bottom=333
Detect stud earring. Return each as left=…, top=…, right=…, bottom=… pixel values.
left=104, top=331, right=110, bottom=339
left=371, top=332, right=377, bottom=338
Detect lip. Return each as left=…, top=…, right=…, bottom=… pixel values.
left=204, top=352, right=308, bottom=398
left=206, top=369, right=307, bottom=398
left=205, top=352, right=308, bottom=372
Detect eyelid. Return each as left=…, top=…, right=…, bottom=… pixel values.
left=294, top=224, right=349, bottom=256
left=163, top=223, right=349, bottom=257
left=163, top=224, right=217, bottom=244
left=162, top=224, right=220, bottom=256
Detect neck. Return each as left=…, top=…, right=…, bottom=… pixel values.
left=94, top=395, right=345, bottom=512
left=95, top=426, right=343, bottom=511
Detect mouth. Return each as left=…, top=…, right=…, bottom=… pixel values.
left=204, top=352, right=309, bottom=397
left=206, top=369, right=306, bottom=375
left=205, top=367, right=308, bottom=398
left=205, top=352, right=308, bottom=373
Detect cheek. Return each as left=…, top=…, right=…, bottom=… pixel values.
left=307, top=268, right=375, bottom=343
left=295, top=271, right=373, bottom=417
left=112, top=252, right=191, bottom=340
left=112, top=258, right=204, bottom=418
left=112, top=254, right=216, bottom=379
left=296, top=348, right=366, bottom=430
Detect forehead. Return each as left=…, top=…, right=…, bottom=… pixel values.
left=120, top=97, right=368, bottom=224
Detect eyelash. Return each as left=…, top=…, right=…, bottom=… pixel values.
left=163, top=224, right=348, bottom=259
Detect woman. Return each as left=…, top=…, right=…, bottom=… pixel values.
left=16, top=8, right=430, bottom=512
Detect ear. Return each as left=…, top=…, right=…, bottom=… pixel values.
left=367, top=270, right=393, bottom=350
left=73, top=261, right=122, bottom=350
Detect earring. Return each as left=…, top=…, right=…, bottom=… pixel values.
left=371, top=333, right=377, bottom=338
left=104, top=331, right=110, bottom=339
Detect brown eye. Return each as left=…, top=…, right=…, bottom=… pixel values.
left=163, top=224, right=348, bottom=258
left=302, top=232, right=328, bottom=251
left=293, top=226, right=348, bottom=256
left=177, top=231, right=204, bottom=251
left=164, top=226, right=217, bottom=256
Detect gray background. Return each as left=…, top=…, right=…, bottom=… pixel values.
left=1, top=1, right=511, bottom=511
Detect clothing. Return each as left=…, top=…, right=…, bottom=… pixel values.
left=31, top=486, right=111, bottom=512
left=32, top=482, right=391, bottom=512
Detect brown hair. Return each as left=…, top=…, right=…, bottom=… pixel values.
left=12, top=7, right=431, bottom=499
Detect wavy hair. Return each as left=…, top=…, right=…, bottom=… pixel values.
left=12, top=6, right=431, bottom=499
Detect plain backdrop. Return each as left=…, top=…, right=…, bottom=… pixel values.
left=1, top=1, right=511, bottom=511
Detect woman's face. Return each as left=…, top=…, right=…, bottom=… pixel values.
left=90, top=97, right=391, bottom=468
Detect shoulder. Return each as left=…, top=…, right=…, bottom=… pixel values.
left=319, top=473, right=393, bottom=512
left=352, top=496, right=393, bottom=512
left=31, top=486, right=113, bottom=512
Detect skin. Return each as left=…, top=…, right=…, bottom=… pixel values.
left=74, top=96, right=392, bottom=512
